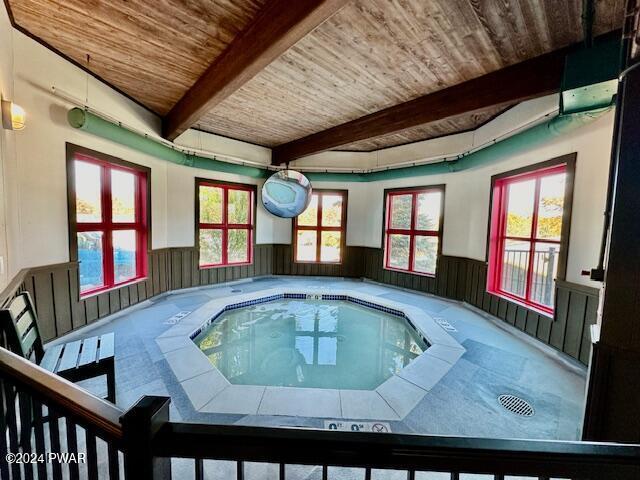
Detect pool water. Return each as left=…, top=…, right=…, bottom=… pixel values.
left=192, top=299, right=428, bottom=390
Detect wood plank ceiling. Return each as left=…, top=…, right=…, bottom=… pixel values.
left=6, top=0, right=625, bottom=152
left=6, top=0, right=268, bottom=115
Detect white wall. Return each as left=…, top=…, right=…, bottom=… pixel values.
left=314, top=110, right=614, bottom=288
left=7, top=28, right=279, bottom=272
left=164, top=162, right=277, bottom=247
left=2, top=13, right=615, bottom=291
left=11, top=29, right=168, bottom=268
left=0, top=4, right=18, bottom=288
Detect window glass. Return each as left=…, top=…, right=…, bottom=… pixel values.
left=198, top=183, right=253, bottom=267
left=296, top=231, right=317, bottom=262
left=321, top=194, right=342, bottom=227
left=489, top=164, right=569, bottom=312
left=111, top=170, right=135, bottom=222
left=413, top=236, right=438, bottom=275
left=501, top=239, right=530, bottom=298
left=294, top=191, right=346, bottom=263
left=228, top=189, right=250, bottom=224
left=227, top=229, right=249, bottom=263
left=415, top=192, right=440, bottom=230
left=388, top=234, right=410, bottom=270
left=199, top=186, right=223, bottom=224
left=78, top=231, right=104, bottom=291
left=297, top=195, right=318, bottom=227
left=531, top=242, right=560, bottom=308
left=113, top=230, right=137, bottom=283
left=536, top=173, right=566, bottom=241
left=505, top=179, right=535, bottom=237
left=199, top=229, right=223, bottom=265
left=389, top=195, right=412, bottom=229
left=75, top=161, right=102, bottom=223
left=384, top=188, right=443, bottom=275
left=71, top=154, right=148, bottom=296
left=320, top=231, right=341, bottom=262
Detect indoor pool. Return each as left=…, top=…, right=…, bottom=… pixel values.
left=192, top=299, right=428, bottom=390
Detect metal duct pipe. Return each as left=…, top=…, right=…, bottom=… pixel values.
left=68, top=106, right=611, bottom=183
left=306, top=107, right=612, bottom=182
left=67, top=108, right=269, bottom=179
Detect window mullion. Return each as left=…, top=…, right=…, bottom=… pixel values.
left=316, top=193, right=323, bottom=262
left=102, top=165, right=114, bottom=288
left=222, top=187, right=228, bottom=266
left=524, top=178, right=542, bottom=303
left=408, top=193, right=417, bottom=272
left=496, top=183, right=509, bottom=295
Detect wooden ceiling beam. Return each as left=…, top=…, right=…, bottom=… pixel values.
left=271, top=47, right=572, bottom=164
left=162, top=0, right=350, bottom=141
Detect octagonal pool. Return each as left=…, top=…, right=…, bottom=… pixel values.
left=192, top=298, right=428, bottom=390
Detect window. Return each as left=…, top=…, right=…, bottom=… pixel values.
left=294, top=190, right=346, bottom=263
left=67, top=144, right=149, bottom=296
left=383, top=186, right=444, bottom=276
left=197, top=180, right=254, bottom=267
left=487, top=155, right=575, bottom=314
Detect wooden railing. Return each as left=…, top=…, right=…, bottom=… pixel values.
left=1, top=345, right=640, bottom=480
left=0, top=346, right=124, bottom=480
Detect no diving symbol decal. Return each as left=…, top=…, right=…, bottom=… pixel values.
left=371, top=423, right=388, bottom=433
left=324, top=421, right=391, bottom=433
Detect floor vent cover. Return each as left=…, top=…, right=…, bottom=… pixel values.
left=231, top=289, right=242, bottom=293
left=498, top=394, right=534, bottom=417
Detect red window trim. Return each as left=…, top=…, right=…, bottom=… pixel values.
left=73, top=153, right=149, bottom=297
left=293, top=190, right=347, bottom=264
left=487, top=163, right=567, bottom=315
left=383, top=186, right=444, bottom=277
left=197, top=181, right=254, bottom=268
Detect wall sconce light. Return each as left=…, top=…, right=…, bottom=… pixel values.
left=1, top=99, right=26, bottom=130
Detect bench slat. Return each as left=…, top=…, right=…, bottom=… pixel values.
left=21, top=327, right=39, bottom=358
left=78, top=337, right=98, bottom=367
left=98, top=333, right=115, bottom=361
left=15, top=309, right=36, bottom=338
left=57, top=340, right=82, bottom=372
left=8, top=295, right=28, bottom=320
left=39, top=344, right=64, bottom=372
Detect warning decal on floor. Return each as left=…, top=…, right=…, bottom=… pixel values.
left=323, top=420, right=391, bottom=433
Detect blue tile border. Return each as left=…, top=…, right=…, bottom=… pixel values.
left=189, top=292, right=428, bottom=345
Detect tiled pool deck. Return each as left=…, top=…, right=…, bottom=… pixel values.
left=60, top=276, right=587, bottom=441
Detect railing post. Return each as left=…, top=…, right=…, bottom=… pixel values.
left=121, top=396, right=172, bottom=480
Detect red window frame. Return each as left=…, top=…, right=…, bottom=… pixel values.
left=487, top=163, right=567, bottom=315
left=72, top=153, right=148, bottom=297
left=294, top=190, right=347, bottom=264
left=197, top=181, right=254, bottom=268
left=384, top=187, right=444, bottom=276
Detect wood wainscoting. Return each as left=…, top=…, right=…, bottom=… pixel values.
left=361, top=248, right=598, bottom=366
left=0, top=245, right=274, bottom=344
left=1, top=244, right=597, bottom=365
left=271, top=244, right=364, bottom=278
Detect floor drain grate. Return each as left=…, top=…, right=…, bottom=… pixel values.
left=498, top=394, right=534, bottom=417
left=231, top=289, right=242, bottom=293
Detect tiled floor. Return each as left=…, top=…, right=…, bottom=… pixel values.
left=65, top=276, right=587, bottom=442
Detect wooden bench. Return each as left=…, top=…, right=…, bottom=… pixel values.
left=1, top=292, right=116, bottom=403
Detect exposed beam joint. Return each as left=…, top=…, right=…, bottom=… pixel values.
left=162, top=0, right=350, bottom=141
left=271, top=47, right=580, bottom=164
